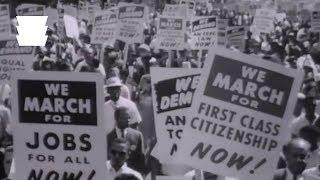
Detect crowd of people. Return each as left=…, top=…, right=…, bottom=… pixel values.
left=0, top=0, right=319, bottom=179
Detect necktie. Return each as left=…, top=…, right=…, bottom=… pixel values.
left=121, top=130, right=125, bottom=138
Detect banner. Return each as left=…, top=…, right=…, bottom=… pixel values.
left=151, top=68, right=200, bottom=162
left=189, top=16, right=217, bottom=50
left=227, top=26, right=246, bottom=52
left=0, top=5, right=11, bottom=39
left=251, top=9, right=276, bottom=35
left=0, top=40, right=34, bottom=85
left=176, top=48, right=303, bottom=180
left=16, top=4, right=45, bottom=16
left=117, top=3, right=148, bottom=43
left=12, top=72, right=106, bottom=180
left=64, top=15, right=79, bottom=39
left=157, top=16, right=186, bottom=50
left=92, top=10, right=117, bottom=45
left=311, top=11, right=320, bottom=32
left=162, top=4, right=187, bottom=18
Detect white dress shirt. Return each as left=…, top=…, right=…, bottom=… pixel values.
left=286, top=168, right=304, bottom=180
left=106, top=161, right=143, bottom=180
left=104, top=96, right=142, bottom=133
left=303, top=167, right=320, bottom=180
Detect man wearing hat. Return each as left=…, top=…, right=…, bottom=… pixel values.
left=136, top=44, right=153, bottom=74
left=104, top=77, right=142, bottom=133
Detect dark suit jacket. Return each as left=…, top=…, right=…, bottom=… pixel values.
left=107, top=128, right=145, bottom=174
left=273, top=169, right=287, bottom=180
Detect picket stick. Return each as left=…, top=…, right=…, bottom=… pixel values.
left=166, top=50, right=174, bottom=67
left=0, top=84, right=5, bottom=104
left=199, top=50, right=203, bottom=68
left=123, top=43, right=130, bottom=68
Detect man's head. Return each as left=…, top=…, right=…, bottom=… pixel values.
left=283, top=138, right=311, bottom=175
left=114, top=106, right=130, bottom=130
left=299, top=125, right=320, bottom=151
left=110, top=138, right=130, bottom=170
left=106, top=77, right=122, bottom=102
left=138, top=44, right=151, bottom=58
left=41, top=56, right=56, bottom=71
left=82, top=46, right=94, bottom=60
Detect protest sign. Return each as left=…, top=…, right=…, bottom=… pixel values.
left=251, top=9, right=276, bottom=35
left=176, top=48, right=304, bottom=180
left=0, top=4, right=11, bottom=39
left=64, top=15, right=79, bottom=39
left=227, top=26, right=246, bottom=52
left=12, top=72, right=107, bottom=180
left=117, top=3, right=148, bottom=43
left=311, top=11, right=320, bottom=33
left=180, top=0, right=195, bottom=20
left=162, top=4, right=187, bottom=18
left=44, top=8, right=59, bottom=30
left=117, top=19, right=144, bottom=43
left=286, top=6, right=298, bottom=22
left=157, top=16, right=186, bottom=50
left=142, top=0, right=157, bottom=12
left=0, top=40, right=34, bottom=85
left=118, top=3, right=148, bottom=21
left=240, top=1, right=262, bottom=15
left=16, top=4, right=45, bottom=16
left=189, top=16, right=217, bottom=50
left=151, top=68, right=201, bottom=162
left=88, top=4, right=102, bottom=25
left=91, top=10, right=117, bottom=45
left=301, top=9, right=311, bottom=22
left=62, top=5, right=78, bottom=18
